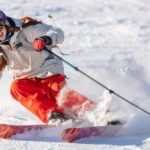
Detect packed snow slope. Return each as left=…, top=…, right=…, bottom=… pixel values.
left=1, top=0, right=150, bottom=149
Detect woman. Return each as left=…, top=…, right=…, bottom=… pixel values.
left=0, top=10, right=95, bottom=124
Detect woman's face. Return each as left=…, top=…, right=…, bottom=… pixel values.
left=0, top=26, right=6, bottom=41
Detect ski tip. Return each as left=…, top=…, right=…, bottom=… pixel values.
left=61, top=128, right=79, bottom=142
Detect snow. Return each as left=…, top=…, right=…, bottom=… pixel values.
left=1, top=0, right=150, bottom=149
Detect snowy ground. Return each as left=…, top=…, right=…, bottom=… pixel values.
left=1, top=0, right=150, bottom=149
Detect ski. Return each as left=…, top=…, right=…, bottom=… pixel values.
left=61, top=124, right=122, bottom=142
left=0, top=124, right=51, bottom=139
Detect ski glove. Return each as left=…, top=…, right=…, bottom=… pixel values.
left=33, top=36, right=52, bottom=51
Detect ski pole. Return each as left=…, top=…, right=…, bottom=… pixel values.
left=50, top=51, right=150, bottom=115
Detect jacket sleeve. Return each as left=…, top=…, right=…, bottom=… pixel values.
left=23, top=23, right=64, bottom=45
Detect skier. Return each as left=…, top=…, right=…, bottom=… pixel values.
left=0, top=10, right=95, bottom=124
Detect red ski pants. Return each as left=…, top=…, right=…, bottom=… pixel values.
left=10, top=74, right=95, bottom=123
